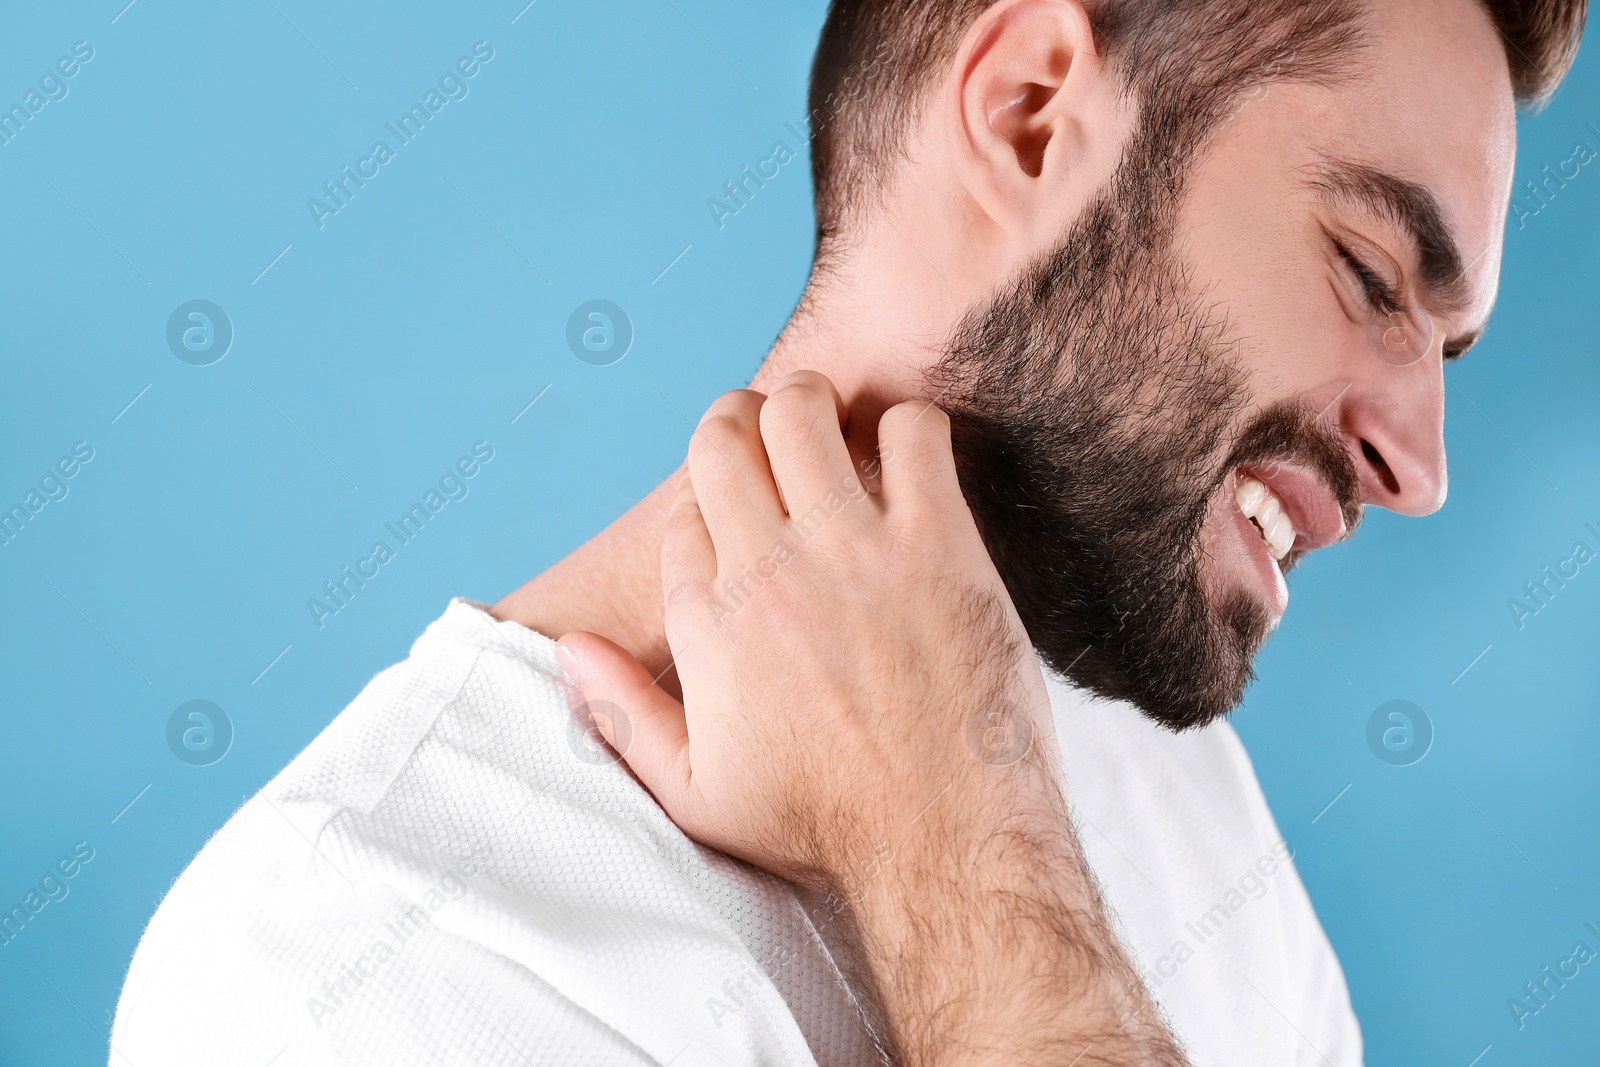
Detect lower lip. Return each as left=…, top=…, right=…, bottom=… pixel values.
left=1229, top=493, right=1290, bottom=620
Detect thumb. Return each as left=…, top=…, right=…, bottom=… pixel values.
left=554, top=631, right=697, bottom=821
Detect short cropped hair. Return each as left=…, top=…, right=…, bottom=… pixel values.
left=807, top=0, right=1587, bottom=247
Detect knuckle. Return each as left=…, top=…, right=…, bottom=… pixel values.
left=663, top=589, right=710, bottom=647
left=664, top=497, right=704, bottom=541
left=663, top=578, right=703, bottom=611
left=773, top=369, right=832, bottom=396
left=914, top=400, right=952, bottom=433
left=881, top=407, right=955, bottom=488
left=879, top=401, right=949, bottom=449
left=741, top=575, right=798, bottom=628
left=761, top=382, right=818, bottom=427
left=690, top=413, right=747, bottom=462
left=702, top=389, right=763, bottom=421
left=761, top=392, right=831, bottom=454
left=661, top=543, right=709, bottom=591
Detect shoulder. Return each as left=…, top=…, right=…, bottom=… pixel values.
left=112, top=600, right=816, bottom=1066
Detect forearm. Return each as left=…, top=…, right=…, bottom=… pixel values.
left=558, top=381, right=1188, bottom=1062
left=838, top=769, right=1188, bottom=1067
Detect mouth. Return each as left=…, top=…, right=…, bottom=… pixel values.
left=1235, top=474, right=1298, bottom=562
left=1224, top=462, right=1350, bottom=621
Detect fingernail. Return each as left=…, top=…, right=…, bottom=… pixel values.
left=555, top=643, right=582, bottom=685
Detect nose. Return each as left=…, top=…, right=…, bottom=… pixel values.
left=1333, top=361, right=1449, bottom=516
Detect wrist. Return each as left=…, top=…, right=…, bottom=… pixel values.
left=822, top=775, right=1183, bottom=1067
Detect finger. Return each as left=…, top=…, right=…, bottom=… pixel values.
left=687, top=390, right=785, bottom=553
left=661, top=469, right=716, bottom=592
left=555, top=631, right=699, bottom=823
left=875, top=401, right=965, bottom=513
left=660, top=473, right=723, bottom=653
left=758, top=371, right=859, bottom=517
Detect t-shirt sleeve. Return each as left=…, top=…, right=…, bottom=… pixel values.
left=109, top=797, right=658, bottom=1067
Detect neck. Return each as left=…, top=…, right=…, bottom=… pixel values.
left=490, top=243, right=960, bottom=684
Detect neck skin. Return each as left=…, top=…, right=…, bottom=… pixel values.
left=493, top=7, right=1145, bottom=683
left=491, top=208, right=982, bottom=683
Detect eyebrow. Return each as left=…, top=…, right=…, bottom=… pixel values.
left=1303, top=156, right=1485, bottom=355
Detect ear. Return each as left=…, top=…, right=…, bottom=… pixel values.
left=944, top=0, right=1124, bottom=244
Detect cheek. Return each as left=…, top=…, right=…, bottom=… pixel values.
left=1175, top=167, right=1365, bottom=397
left=1213, top=242, right=1373, bottom=405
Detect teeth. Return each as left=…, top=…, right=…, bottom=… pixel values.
left=1235, top=478, right=1266, bottom=513
left=1257, top=494, right=1282, bottom=529
left=1264, top=510, right=1296, bottom=560
left=1234, top=476, right=1297, bottom=562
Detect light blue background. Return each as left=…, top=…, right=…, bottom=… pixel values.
left=0, top=2, right=1594, bottom=1063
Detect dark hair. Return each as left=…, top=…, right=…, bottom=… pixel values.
left=807, top=0, right=1587, bottom=249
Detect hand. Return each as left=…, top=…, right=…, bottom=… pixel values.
left=557, top=371, right=1185, bottom=1066
left=556, top=370, right=1061, bottom=892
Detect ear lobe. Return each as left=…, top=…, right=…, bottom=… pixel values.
left=950, top=0, right=1105, bottom=230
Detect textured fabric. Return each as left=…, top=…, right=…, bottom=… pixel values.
left=111, top=600, right=1360, bottom=1066
left=1056, top=684, right=1363, bottom=1065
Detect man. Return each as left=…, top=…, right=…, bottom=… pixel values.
left=112, top=0, right=1584, bottom=1064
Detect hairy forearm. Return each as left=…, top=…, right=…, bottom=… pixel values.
left=835, top=770, right=1189, bottom=1067
left=559, top=380, right=1190, bottom=1063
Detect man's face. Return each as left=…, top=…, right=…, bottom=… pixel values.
left=930, top=0, right=1515, bottom=728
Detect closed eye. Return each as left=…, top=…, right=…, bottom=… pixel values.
left=1334, top=236, right=1470, bottom=363
left=1333, top=238, right=1404, bottom=317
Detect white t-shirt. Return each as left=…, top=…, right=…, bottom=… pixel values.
left=110, top=600, right=1361, bottom=1066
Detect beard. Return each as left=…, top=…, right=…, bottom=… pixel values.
left=927, top=129, right=1361, bottom=731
